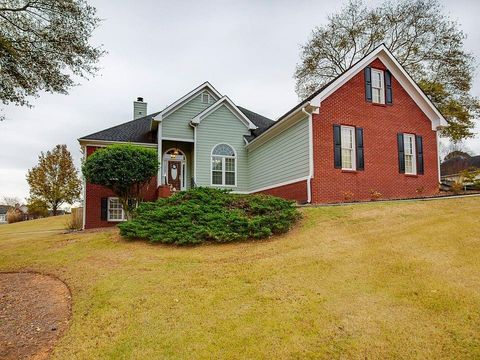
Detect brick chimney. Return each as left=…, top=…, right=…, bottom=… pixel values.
left=133, top=97, right=147, bottom=119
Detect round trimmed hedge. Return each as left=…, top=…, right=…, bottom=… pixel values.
left=118, top=187, right=301, bottom=245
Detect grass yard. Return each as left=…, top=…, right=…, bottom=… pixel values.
left=1, top=197, right=480, bottom=359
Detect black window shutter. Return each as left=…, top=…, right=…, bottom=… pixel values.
left=397, top=133, right=405, bottom=173
left=333, top=124, right=342, bottom=168
left=356, top=127, right=364, bottom=170
left=385, top=70, right=393, bottom=104
left=365, top=67, right=372, bottom=102
left=416, top=135, right=424, bottom=175
left=101, top=197, right=108, bottom=221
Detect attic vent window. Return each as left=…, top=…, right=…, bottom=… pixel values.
left=202, top=92, right=210, bottom=104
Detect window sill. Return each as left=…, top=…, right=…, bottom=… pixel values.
left=107, top=219, right=127, bottom=222
left=371, top=102, right=388, bottom=107
left=404, top=174, right=418, bottom=178
left=341, top=169, right=358, bottom=173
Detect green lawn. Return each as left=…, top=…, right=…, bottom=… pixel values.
left=1, top=197, right=480, bottom=359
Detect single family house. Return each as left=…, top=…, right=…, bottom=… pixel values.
left=79, top=44, right=447, bottom=229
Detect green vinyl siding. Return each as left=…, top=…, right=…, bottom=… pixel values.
left=162, top=90, right=219, bottom=140
left=195, top=105, right=250, bottom=191
left=248, top=117, right=309, bottom=191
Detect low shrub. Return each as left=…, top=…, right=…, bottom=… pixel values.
left=6, top=208, right=23, bottom=224
left=451, top=181, right=464, bottom=194
left=369, top=189, right=382, bottom=201
left=118, top=187, right=301, bottom=245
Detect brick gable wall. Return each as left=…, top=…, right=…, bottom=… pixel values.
left=311, top=58, right=439, bottom=203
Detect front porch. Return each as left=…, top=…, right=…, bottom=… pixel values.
left=157, top=140, right=194, bottom=197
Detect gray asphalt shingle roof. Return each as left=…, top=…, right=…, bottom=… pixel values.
left=441, top=155, right=480, bottom=176
left=79, top=106, right=275, bottom=144
left=79, top=112, right=161, bottom=144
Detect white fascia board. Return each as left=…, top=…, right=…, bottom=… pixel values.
left=191, top=96, right=258, bottom=130
left=309, top=44, right=447, bottom=130
left=78, top=139, right=157, bottom=148
left=159, top=81, right=222, bottom=119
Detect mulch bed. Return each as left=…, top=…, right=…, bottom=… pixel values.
left=0, top=272, right=71, bottom=360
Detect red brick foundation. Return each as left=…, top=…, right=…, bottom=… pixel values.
left=255, top=180, right=308, bottom=203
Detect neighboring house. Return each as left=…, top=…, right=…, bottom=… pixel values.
left=441, top=154, right=480, bottom=182
left=79, top=44, right=447, bottom=229
left=0, top=205, right=9, bottom=224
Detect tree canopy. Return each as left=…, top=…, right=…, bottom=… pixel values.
left=82, top=144, right=158, bottom=219
left=0, top=0, right=104, bottom=117
left=26, top=144, right=82, bottom=215
left=294, top=0, right=479, bottom=142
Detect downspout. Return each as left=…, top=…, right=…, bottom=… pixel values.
left=80, top=144, right=87, bottom=230
left=436, top=129, right=441, bottom=184
left=189, top=121, right=197, bottom=186
left=157, top=120, right=163, bottom=187
left=302, top=106, right=313, bottom=203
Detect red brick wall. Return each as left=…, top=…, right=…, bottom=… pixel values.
left=311, top=58, right=440, bottom=203
left=256, top=180, right=308, bottom=203
left=84, top=146, right=158, bottom=229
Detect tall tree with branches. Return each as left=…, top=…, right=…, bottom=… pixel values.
left=27, top=144, right=82, bottom=215
left=0, top=0, right=104, bottom=119
left=295, top=0, right=479, bottom=142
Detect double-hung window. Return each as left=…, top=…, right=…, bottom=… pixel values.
left=403, top=134, right=417, bottom=175
left=211, top=144, right=236, bottom=186
left=341, top=126, right=356, bottom=170
left=371, top=69, right=385, bottom=104
left=107, top=197, right=126, bottom=221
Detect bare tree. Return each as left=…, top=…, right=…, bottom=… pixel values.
left=1, top=196, right=21, bottom=207
left=295, top=0, right=479, bottom=142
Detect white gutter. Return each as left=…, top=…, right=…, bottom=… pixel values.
left=302, top=106, right=314, bottom=203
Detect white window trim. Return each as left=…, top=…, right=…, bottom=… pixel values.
left=341, top=125, right=356, bottom=171
left=404, top=133, right=417, bottom=175
left=371, top=68, right=385, bottom=104
left=0, top=214, right=6, bottom=222
left=201, top=92, right=210, bottom=104
left=107, top=197, right=126, bottom=222
left=210, top=143, right=237, bottom=187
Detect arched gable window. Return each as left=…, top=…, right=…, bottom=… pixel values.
left=211, top=144, right=236, bottom=186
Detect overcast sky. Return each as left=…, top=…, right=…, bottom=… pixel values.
left=1, top=0, right=479, bottom=202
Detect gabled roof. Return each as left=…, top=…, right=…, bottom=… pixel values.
left=237, top=106, right=275, bottom=136
left=191, top=96, right=258, bottom=130
left=153, top=81, right=222, bottom=122
left=308, top=44, right=447, bottom=129
left=79, top=112, right=160, bottom=144
left=247, top=44, right=448, bottom=148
